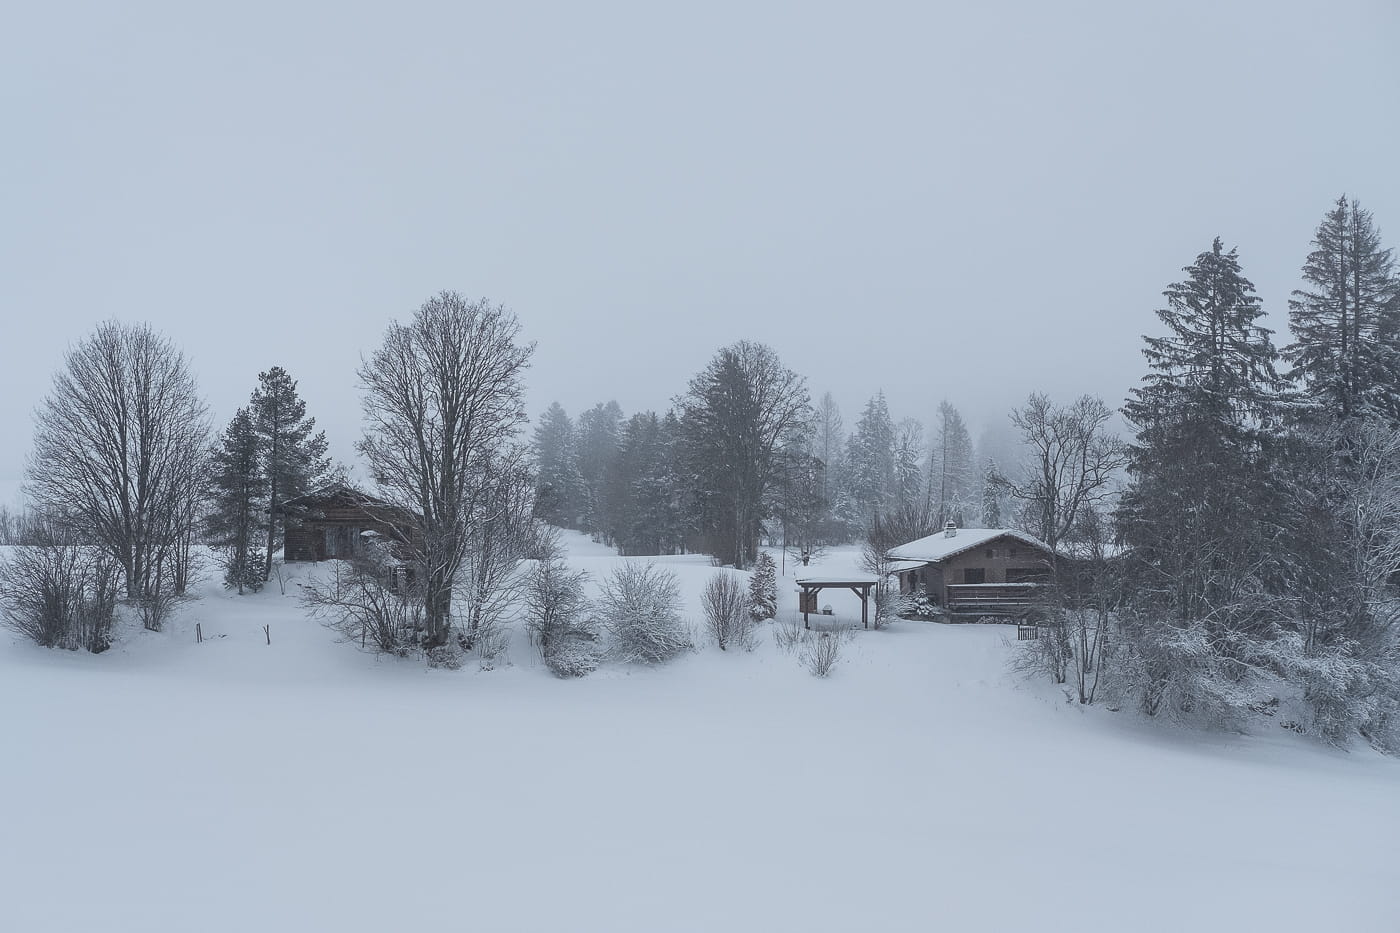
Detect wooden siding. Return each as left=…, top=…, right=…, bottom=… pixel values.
left=898, top=533, right=1052, bottom=613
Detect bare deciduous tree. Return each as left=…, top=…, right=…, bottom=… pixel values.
left=27, top=321, right=210, bottom=612
left=702, top=570, right=755, bottom=651
left=357, top=292, right=534, bottom=648
left=1005, top=393, right=1125, bottom=553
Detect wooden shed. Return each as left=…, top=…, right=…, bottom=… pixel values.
left=277, top=483, right=421, bottom=563
left=888, top=522, right=1053, bottom=616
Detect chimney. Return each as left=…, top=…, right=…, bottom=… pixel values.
left=944, top=520, right=957, bottom=538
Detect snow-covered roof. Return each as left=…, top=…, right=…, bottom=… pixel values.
left=886, top=527, right=1052, bottom=564
left=794, top=574, right=880, bottom=585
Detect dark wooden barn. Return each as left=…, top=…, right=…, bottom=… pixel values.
left=277, top=483, right=420, bottom=563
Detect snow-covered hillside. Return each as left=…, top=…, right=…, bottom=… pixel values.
left=2, top=533, right=1397, bottom=932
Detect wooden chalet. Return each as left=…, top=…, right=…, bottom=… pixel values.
left=277, top=483, right=421, bottom=563
left=888, top=522, right=1053, bottom=616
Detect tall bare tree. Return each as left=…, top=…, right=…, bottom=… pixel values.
left=27, top=321, right=209, bottom=606
left=357, top=292, right=534, bottom=647
left=1005, top=393, right=1124, bottom=553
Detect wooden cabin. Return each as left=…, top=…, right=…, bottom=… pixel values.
left=277, top=483, right=420, bottom=563
left=888, top=522, right=1053, bottom=616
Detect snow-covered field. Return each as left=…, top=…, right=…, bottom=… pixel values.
left=2, top=534, right=1398, bottom=932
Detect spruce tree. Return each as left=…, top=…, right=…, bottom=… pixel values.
left=207, top=408, right=267, bottom=593
left=846, top=392, right=896, bottom=525
left=532, top=402, right=584, bottom=528
left=1118, top=238, right=1285, bottom=715
left=928, top=401, right=974, bottom=524
left=748, top=550, right=777, bottom=621
left=251, top=367, right=331, bottom=581
left=1286, top=196, right=1400, bottom=423
left=980, top=459, right=1002, bottom=527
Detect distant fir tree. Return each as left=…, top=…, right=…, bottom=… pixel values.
left=894, top=418, right=925, bottom=515
left=677, top=342, right=810, bottom=568
left=1117, top=238, right=1285, bottom=715
left=846, top=392, right=896, bottom=525
left=980, top=459, right=1003, bottom=527
left=605, top=411, right=686, bottom=556
left=1286, top=196, right=1400, bottom=424
left=532, top=402, right=584, bottom=528
left=576, top=401, right=623, bottom=538
left=927, top=401, right=974, bottom=524
left=207, top=408, right=267, bottom=593
left=251, top=366, right=331, bottom=581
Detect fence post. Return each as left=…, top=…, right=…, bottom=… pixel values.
left=264, top=624, right=270, bottom=645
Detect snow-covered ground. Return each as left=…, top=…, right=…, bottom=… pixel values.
left=2, top=533, right=1398, bottom=932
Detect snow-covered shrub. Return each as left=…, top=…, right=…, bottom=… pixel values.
left=704, top=571, right=756, bottom=651
left=798, top=629, right=844, bottom=677
left=0, top=542, right=119, bottom=653
left=1260, top=630, right=1400, bottom=749
left=748, top=552, right=777, bottom=622
left=896, top=594, right=939, bottom=621
left=525, top=556, right=600, bottom=677
left=599, top=562, right=692, bottom=664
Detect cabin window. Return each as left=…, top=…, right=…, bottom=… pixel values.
left=985, top=548, right=995, bottom=558
left=1008, top=547, right=1019, bottom=557
left=963, top=568, right=986, bottom=584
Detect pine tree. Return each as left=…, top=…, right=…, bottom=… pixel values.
left=748, top=550, right=777, bottom=621
left=1286, top=196, right=1400, bottom=423
left=533, top=402, right=584, bottom=528
left=207, top=408, right=267, bottom=593
left=251, top=366, right=331, bottom=581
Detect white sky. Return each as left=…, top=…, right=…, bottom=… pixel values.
left=3, top=0, right=1397, bottom=494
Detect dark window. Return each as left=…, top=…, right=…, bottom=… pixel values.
left=985, top=548, right=995, bottom=558
left=1009, top=547, right=1019, bottom=557
left=963, top=568, right=986, bottom=584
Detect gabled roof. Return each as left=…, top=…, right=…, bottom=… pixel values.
left=278, top=483, right=419, bottom=525
left=886, top=527, right=1052, bottom=564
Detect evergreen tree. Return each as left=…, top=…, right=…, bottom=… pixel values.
left=846, top=392, right=896, bottom=525
left=1117, top=238, right=1285, bottom=717
left=251, top=366, right=330, bottom=581
left=980, top=458, right=1003, bottom=527
left=207, top=408, right=267, bottom=593
left=894, top=418, right=925, bottom=515
left=748, top=550, right=777, bottom=621
left=532, top=402, right=584, bottom=528
left=677, top=342, right=810, bottom=568
left=576, top=401, right=623, bottom=537
left=928, top=401, right=974, bottom=524
left=1286, top=196, right=1400, bottom=423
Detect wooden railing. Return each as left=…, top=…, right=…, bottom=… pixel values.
left=945, top=583, right=1043, bottom=615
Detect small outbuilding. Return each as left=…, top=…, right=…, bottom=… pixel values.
left=888, top=522, right=1053, bottom=616
left=277, top=483, right=420, bottom=563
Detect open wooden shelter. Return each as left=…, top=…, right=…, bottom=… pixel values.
left=794, top=574, right=878, bottom=629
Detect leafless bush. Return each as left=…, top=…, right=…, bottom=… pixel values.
left=0, top=542, right=119, bottom=652
left=599, top=562, right=692, bottom=664
left=703, top=571, right=756, bottom=651
left=300, top=549, right=424, bottom=656
left=772, top=616, right=804, bottom=653
left=798, top=629, right=845, bottom=677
